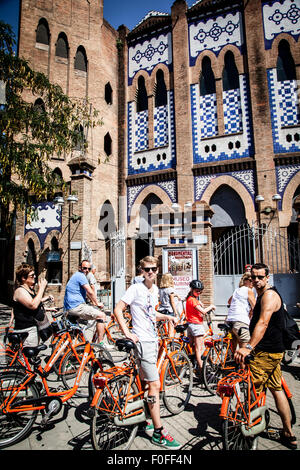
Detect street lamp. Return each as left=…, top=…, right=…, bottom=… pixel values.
left=54, top=194, right=81, bottom=279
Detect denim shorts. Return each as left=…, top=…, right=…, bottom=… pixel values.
left=135, top=341, right=159, bottom=382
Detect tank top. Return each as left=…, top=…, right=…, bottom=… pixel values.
left=13, top=287, right=44, bottom=330
left=249, top=286, right=285, bottom=353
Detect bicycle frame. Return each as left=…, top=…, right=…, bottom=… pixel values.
left=1, top=340, right=94, bottom=415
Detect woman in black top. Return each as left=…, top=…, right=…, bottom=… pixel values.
left=13, top=264, right=50, bottom=347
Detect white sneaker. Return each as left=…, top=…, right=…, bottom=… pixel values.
left=99, top=341, right=115, bottom=350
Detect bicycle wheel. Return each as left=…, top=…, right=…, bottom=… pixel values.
left=106, top=323, right=124, bottom=345
left=0, top=370, right=39, bottom=448
left=60, top=345, right=113, bottom=397
left=50, top=330, right=85, bottom=376
left=162, top=350, right=193, bottom=415
left=202, top=342, right=234, bottom=395
left=222, top=379, right=259, bottom=450
left=91, top=375, right=139, bottom=450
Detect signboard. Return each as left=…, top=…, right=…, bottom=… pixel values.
left=162, top=248, right=198, bottom=299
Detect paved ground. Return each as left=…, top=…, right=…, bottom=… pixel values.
left=0, top=303, right=299, bottom=456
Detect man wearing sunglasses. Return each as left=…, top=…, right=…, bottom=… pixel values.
left=235, top=263, right=297, bottom=449
left=63, top=260, right=106, bottom=343
left=114, top=256, right=181, bottom=450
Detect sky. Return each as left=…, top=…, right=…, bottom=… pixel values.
left=0, top=0, right=199, bottom=40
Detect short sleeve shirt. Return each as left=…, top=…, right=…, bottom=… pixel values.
left=186, top=296, right=203, bottom=324
left=64, top=271, right=88, bottom=310
left=158, top=287, right=174, bottom=313
left=121, top=283, right=159, bottom=342
left=87, top=272, right=97, bottom=287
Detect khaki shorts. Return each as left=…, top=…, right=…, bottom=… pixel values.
left=66, top=303, right=105, bottom=321
left=135, top=341, right=159, bottom=382
left=250, top=350, right=284, bottom=394
left=227, top=321, right=250, bottom=344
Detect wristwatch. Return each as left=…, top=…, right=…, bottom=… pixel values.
left=245, top=343, right=253, bottom=351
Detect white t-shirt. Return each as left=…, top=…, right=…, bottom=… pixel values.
left=121, top=283, right=159, bottom=342
left=227, top=285, right=251, bottom=325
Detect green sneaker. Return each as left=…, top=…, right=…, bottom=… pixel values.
left=151, top=429, right=182, bottom=449
left=144, top=421, right=154, bottom=437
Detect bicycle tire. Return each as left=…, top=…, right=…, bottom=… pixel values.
left=162, top=350, right=193, bottom=415
left=50, top=331, right=86, bottom=376
left=0, top=370, right=39, bottom=448
left=222, top=379, right=259, bottom=450
left=106, top=323, right=124, bottom=345
left=91, top=375, right=139, bottom=450
left=202, top=342, right=234, bottom=395
left=287, top=396, right=296, bottom=427
left=60, top=345, right=113, bottom=397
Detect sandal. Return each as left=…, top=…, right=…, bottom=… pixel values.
left=279, top=431, right=298, bottom=450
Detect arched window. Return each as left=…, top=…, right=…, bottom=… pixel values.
left=155, top=70, right=167, bottom=107
left=34, top=98, right=45, bottom=114
left=223, top=51, right=239, bottom=91
left=210, top=185, right=246, bottom=228
left=75, top=46, right=87, bottom=72
left=47, top=236, right=62, bottom=284
left=36, top=18, right=50, bottom=45
left=55, top=33, right=69, bottom=59
left=26, top=239, right=37, bottom=273
left=105, top=82, right=113, bottom=105
left=277, top=40, right=296, bottom=82
left=104, top=133, right=112, bottom=156
left=200, top=56, right=216, bottom=95
left=136, top=76, right=148, bottom=112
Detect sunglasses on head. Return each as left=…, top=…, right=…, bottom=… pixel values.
left=251, top=274, right=265, bottom=280
left=143, top=267, right=158, bottom=273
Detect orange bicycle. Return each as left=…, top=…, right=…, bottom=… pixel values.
left=201, top=321, right=235, bottom=394
left=89, top=335, right=193, bottom=450
left=217, top=355, right=296, bottom=450
left=0, top=322, right=114, bottom=448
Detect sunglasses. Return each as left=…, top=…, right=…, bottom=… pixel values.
left=143, top=267, right=158, bottom=273
left=28, top=274, right=36, bottom=278
left=82, top=267, right=91, bottom=271
left=251, top=275, right=266, bottom=280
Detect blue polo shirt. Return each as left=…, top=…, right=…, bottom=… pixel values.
left=63, top=271, right=89, bottom=310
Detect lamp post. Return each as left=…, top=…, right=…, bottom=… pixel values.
left=255, top=195, right=264, bottom=262
left=54, top=194, right=81, bottom=280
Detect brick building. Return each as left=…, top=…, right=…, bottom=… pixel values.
left=3, top=0, right=300, bottom=314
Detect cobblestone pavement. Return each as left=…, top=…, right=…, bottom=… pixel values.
left=0, top=303, right=299, bottom=456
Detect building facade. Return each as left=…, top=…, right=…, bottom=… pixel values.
left=3, top=0, right=300, bottom=314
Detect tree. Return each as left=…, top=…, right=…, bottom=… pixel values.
left=0, top=21, right=101, bottom=219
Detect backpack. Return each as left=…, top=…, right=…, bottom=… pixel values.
left=282, top=308, right=300, bottom=351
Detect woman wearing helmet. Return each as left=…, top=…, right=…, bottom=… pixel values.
left=186, top=280, right=216, bottom=377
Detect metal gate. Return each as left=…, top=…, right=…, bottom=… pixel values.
left=213, top=223, right=300, bottom=315
left=110, top=229, right=126, bottom=309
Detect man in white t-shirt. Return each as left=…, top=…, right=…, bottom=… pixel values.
left=114, top=256, right=181, bottom=450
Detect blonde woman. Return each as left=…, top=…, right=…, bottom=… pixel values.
left=158, top=273, right=180, bottom=337
left=226, top=272, right=256, bottom=352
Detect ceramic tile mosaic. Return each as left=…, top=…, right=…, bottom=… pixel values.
left=262, top=0, right=300, bottom=50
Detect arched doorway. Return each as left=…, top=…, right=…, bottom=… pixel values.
left=135, top=193, right=163, bottom=267
left=210, top=185, right=250, bottom=314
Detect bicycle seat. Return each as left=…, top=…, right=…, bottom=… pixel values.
left=7, top=332, right=28, bottom=345
left=23, top=344, right=47, bottom=358
left=175, top=323, right=188, bottom=334
left=115, top=338, right=136, bottom=352
left=218, top=323, right=230, bottom=331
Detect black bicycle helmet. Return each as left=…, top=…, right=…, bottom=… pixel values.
left=189, top=279, right=204, bottom=290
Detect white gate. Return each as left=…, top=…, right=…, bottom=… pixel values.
left=213, top=223, right=300, bottom=316
left=110, top=229, right=126, bottom=308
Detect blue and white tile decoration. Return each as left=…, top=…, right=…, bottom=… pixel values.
left=135, top=110, right=149, bottom=152
left=191, top=74, right=254, bottom=163
left=200, top=93, right=218, bottom=138
left=194, top=169, right=256, bottom=203
left=154, top=105, right=169, bottom=147
left=24, top=202, right=62, bottom=249
left=262, top=0, right=300, bottom=50
left=127, top=179, right=177, bottom=221
left=189, top=10, right=244, bottom=65
left=268, top=68, right=300, bottom=153
left=276, top=164, right=300, bottom=209
left=128, top=31, right=172, bottom=85
left=128, top=90, right=176, bottom=175
left=223, top=88, right=243, bottom=134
